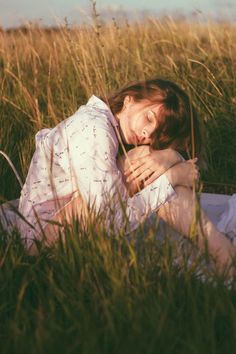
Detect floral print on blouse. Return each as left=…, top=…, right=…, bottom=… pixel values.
left=17, top=95, right=176, bottom=248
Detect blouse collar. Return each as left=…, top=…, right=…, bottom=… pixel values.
left=87, top=95, right=119, bottom=128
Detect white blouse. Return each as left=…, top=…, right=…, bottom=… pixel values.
left=17, top=95, right=176, bottom=248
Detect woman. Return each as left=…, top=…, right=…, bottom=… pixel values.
left=16, top=78, right=235, bottom=274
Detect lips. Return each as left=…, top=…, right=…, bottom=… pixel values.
left=136, top=134, right=144, bottom=145
left=130, top=132, right=142, bottom=145
left=133, top=134, right=140, bottom=145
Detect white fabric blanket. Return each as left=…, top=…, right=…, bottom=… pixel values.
left=201, top=193, right=236, bottom=246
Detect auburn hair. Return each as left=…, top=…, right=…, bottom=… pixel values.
left=104, top=78, right=203, bottom=159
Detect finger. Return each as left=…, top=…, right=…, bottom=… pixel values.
left=132, top=162, right=167, bottom=184
left=127, top=154, right=150, bottom=166
left=143, top=170, right=162, bottom=187
left=124, top=160, right=146, bottom=176
left=125, top=160, right=153, bottom=180
left=188, top=157, right=198, bottom=164
left=134, top=168, right=154, bottom=184
left=126, top=163, right=152, bottom=182
left=124, top=154, right=151, bottom=175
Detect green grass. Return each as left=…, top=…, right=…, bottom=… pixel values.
left=0, top=15, right=236, bottom=354
left=1, top=223, right=236, bottom=354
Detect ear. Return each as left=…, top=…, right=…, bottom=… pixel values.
left=123, top=95, right=134, bottom=109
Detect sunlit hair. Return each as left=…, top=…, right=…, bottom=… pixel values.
left=104, top=78, right=203, bottom=159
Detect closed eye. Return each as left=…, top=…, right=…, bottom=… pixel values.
left=146, top=110, right=155, bottom=122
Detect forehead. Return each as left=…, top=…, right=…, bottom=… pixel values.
left=136, top=100, right=162, bottom=116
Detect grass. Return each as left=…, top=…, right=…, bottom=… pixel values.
left=1, top=17, right=236, bottom=199
left=0, top=13, right=236, bottom=354
left=1, top=223, right=236, bottom=354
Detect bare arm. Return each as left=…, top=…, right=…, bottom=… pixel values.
left=117, top=146, right=199, bottom=196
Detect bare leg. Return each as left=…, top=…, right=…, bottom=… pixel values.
left=157, top=186, right=235, bottom=275
left=118, top=146, right=235, bottom=275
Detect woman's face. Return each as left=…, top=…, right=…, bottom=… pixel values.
left=116, top=96, right=161, bottom=146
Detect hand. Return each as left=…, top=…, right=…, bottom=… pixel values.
left=124, top=148, right=183, bottom=188
left=165, top=158, right=200, bottom=188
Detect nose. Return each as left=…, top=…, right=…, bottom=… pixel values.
left=141, top=126, right=154, bottom=141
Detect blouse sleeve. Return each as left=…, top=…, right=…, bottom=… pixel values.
left=56, top=112, right=176, bottom=234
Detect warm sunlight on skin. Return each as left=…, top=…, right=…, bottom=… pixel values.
left=116, top=146, right=236, bottom=277
left=117, top=145, right=199, bottom=197
left=115, top=96, right=162, bottom=146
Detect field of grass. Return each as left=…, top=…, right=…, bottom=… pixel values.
left=0, top=14, right=236, bottom=354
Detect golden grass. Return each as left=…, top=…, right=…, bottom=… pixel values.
left=0, top=17, right=236, bottom=198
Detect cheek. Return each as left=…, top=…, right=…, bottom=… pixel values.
left=120, top=113, right=132, bottom=141
left=126, top=112, right=134, bottom=132
left=138, top=119, right=147, bottom=133
left=125, top=115, right=132, bottom=133
left=132, top=115, right=143, bottom=132
left=121, top=114, right=128, bottom=130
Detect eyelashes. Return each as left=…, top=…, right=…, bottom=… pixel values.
left=146, top=110, right=155, bottom=122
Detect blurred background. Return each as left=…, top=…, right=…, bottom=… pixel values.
left=1, top=0, right=236, bottom=29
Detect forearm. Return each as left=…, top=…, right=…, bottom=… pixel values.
left=118, top=146, right=183, bottom=196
